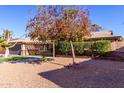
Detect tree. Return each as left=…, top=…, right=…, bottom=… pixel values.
left=0, top=29, right=13, bottom=57
left=91, top=24, right=102, bottom=32
left=26, top=6, right=64, bottom=59
left=56, top=8, right=92, bottom=65
left=26, top=6, right=92, bottom=65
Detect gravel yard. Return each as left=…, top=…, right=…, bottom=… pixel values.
left=0, top=57, right=124, bottom=88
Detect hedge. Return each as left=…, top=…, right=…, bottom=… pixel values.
left=56, top=41, right=71, bottom=55
left=92, top=40, right=111, bottom=55
left=56, top=40, right=111, bottom=56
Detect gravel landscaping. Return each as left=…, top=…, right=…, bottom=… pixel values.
left=0, top=57, right=124, bottom=88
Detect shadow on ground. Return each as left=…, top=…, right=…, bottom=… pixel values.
left=10, top=57, right=42, bottom=64
left=39, top=59, right=124, bottom=88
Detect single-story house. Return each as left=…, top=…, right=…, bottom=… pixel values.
left=86, top=31, right=123, bottom=52
left=86, top=30, right=122, bottom=41
left=9, top=38, right=53, bottom=56
left=8, top=30, right=124, bottom=56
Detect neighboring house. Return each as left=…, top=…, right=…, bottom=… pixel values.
left=86, top=31, right=123, bottom=52
left=9, top=31, right=123, bottom=56
left=9, top=38, right=52, bottom=56
left=87, top=30, right=122, bottom=41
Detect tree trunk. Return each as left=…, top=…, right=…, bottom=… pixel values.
left=4, top=47, right=9, bottom=58
left=70, top=41, right=76, bottom=64
left=4, top=38, right=10, bottom=58
left=53, top=40, right=55, bottom=59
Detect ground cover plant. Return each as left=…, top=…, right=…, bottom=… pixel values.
left=0, top=56, right=32, bottom=62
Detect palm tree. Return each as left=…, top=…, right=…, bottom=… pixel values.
left=91, top=24, right=102, bottom=32
left=0, top=29, right=13, bottom=57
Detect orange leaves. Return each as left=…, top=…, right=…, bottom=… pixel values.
left=26, top=6, right=92, bottom=42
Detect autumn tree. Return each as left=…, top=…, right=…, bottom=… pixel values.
left=26, top=6, right=92, bottom=65
left=26, top=6, right=64, bottom=59
left=56, top=8, right=92, bottom=65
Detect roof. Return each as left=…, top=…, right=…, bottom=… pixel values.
left=90, top=31, right=113, bottom=38
left=86, top=36, right=123, bottom=41
left=10, top=38, right=51, bottom=44
left=10, top=31, right=123, bottom=43
left=86, top=31, right=123, bottom=41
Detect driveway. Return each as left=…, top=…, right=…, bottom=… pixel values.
left=0, top=57, right=124, bottom=88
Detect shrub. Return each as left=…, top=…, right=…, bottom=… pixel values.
left=56, top=41, right=71, bottom=55
left=83, top=42, right=93, bottom=56
left=93, top=40, right=111, bottom=56
left=73, top=42, right=93, bottom=55
left=73, top=42, right=84, bottom=55
left=56, top=40, right=111, bottom=56
left=0, top=47, right=5, bottom=54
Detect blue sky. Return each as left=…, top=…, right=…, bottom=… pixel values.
left=0, top=5, right=37, bottom=38
left=87, top=5, right=124, bottom=37
left=0, top=5, right=124, bottom=38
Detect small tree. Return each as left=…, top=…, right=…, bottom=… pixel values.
left=57, top=8, right=92, bottom=64
left=44, top=6, right=64, bottom=58
left=26, top=6, right=64, bottom=59
left=0, top=29, right=13, bottom=57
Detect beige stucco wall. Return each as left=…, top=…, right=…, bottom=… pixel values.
left=21, top=44, right=29, bottom=56
left=111, top=41, right=124, bottom=52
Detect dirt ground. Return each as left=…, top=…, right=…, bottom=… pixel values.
left=0, top=57, right=124, bottom=88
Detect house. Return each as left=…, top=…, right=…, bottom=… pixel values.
left=87, top=30, right=122, bottom=41
left=9, top=38, right=52, bottom=56
left=86, top=31, right=123, bottom=51
left=9, top=31, right=123, bottom=56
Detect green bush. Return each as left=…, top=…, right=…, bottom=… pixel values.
left=73, top=42, right=93, bottom=55
left=56, top=40, right=111, bottom=56
left=93, top=40, right=111, bottom=55
left=73, top=42, right=85, bottom=55
left=56, top=41, right=71, bottom=55
left=83, top=42, right=93, bottom=56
